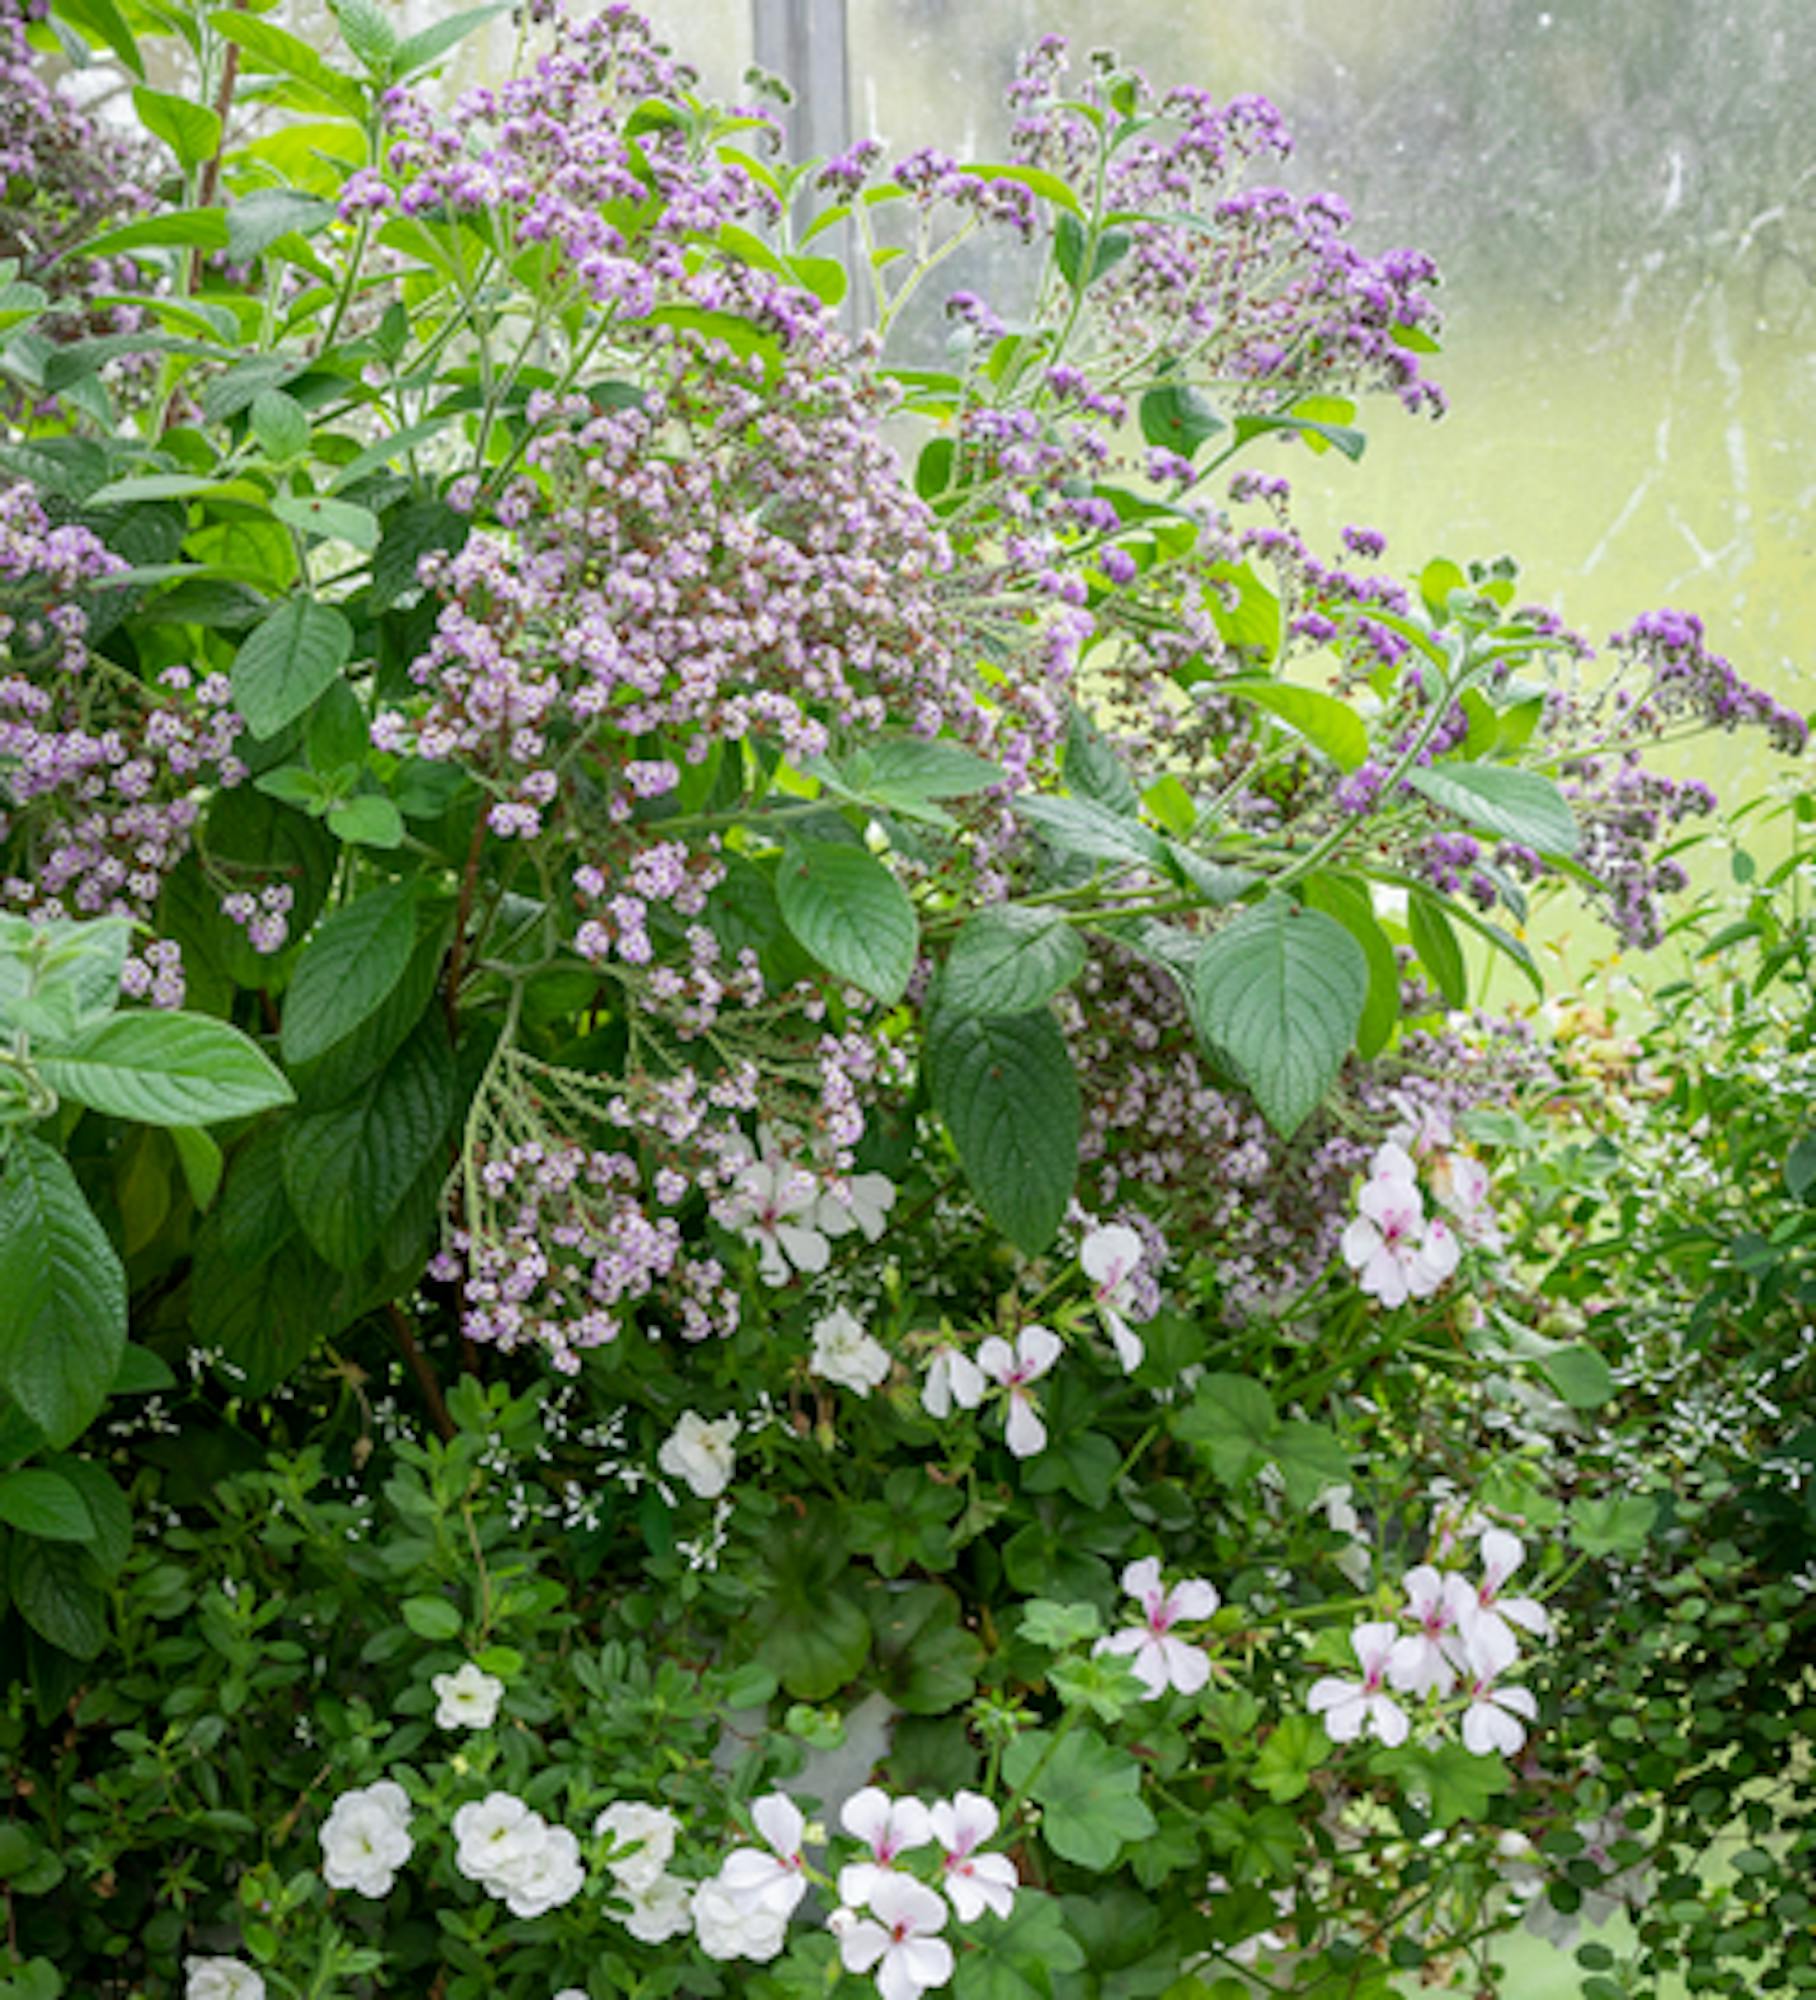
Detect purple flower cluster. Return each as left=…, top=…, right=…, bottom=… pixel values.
left=1607, top=609, right=1807, bottom=754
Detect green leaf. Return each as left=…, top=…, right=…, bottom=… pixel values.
left=1003, top=1727, right=1156, bottom=1869
left=327, top=795, right=405, bottom=849
left=1542, top=1342, right=1615, bottom=1409
left=54, top=1458, right=129, bottom=1576
left=401, top=1595, right=462, bottom=1640
left=1050, top=1651, right=1147, bottom=1722
left=1298, top=876, right=1398, bottom=1061
left=747, top=1514, right=871, bottom=1700
left=953, top=1895, right=1085, bottom=2000
left=210, top=12, right=368, bottom=121
left=282, top=1014, right=456, bottom=1270
left=9, top=1537, right=107, bottom=1659
left=1017, top=1600, right=1104, bottom=1650
left=131, top=86, right=221, bottom=173
left=1016, top=794, right=1166, bottom=871
left=1053, top=213, right=1131, bottom=290
left=1405, top=762, right=1579, bottom=857
left=331, top=0, right=398, bottom=74
left=190, top=1232, right=345, bottom=1396
left=232, top=597, right=354, bottom=739
left=371, top=496, right=469, bottom=611
left=270, top=494, right=380, bottom=551
left=1787, top=1131, right=1816, bottom=1201
left=1173, top=1373, right=1278, bottom=1487
left=1064, top=704, right=1139, bottom=813
left=942, top=906, right=1085, bottom=1017
left=1189, top=896, right=1368, bottom=1137
left=1370, top=1742, right=1511, bottom=1827
left=53, top=0, right=143, bottom=75
left=249, top=388, right=310, bottom=465
left=1571, top=1493, right=1656, bottom=1558
left=1138, top=383, right=1226, bottom=459
left=1224, top=681, right=1369, bottom=772
left=0, top=1469, right=95, bottom=1544
left=868, top=1582, right=983, bottom=1714
left=958, top=163, right=1084, bottom=216
left=815, top=738, right=1004, bottom=818
left=0, top=1138, right=126, bottom=1450
left=38, top=1012, right=293, bottom=1127
left=279, top=884, right=417, bottom=1070
left=226, top=189, right=339, bottom=263
left=1271, top=1420, right=1351, bottom=1509
left=63, top=209, right=230, bottom=263
left=394, top=2, right=507, bottom=76
left=0, top=914, right=131, bottom=1042
left=1232, top=410, right=1367, bottom=461
left=926, top=1007, right=1079, bottom=1256
left=775, top=842, right=917, bottom=1006
left=1408, top=889, right=1469, bottom=1011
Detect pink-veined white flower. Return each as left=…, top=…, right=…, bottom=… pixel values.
left=1308, top=1621, right=1411, bottom=1747
left=836, top=1874, right=954, bottom=2000
left=922, top=1344, right=986, bottom=1419
left=976, top=1325, right=1063, bottom=1458
left=1459, top=1617, right=1540, bottom=1756
left=1095, top=1555, right=1219, bottom=1697
left=1471, top=1527, right=1553, bottom=1650
left=1341, top=1144, right=1460, bottom=1307
left=1429, top=1149, right=1504, bottom=1248
left=928, top=1790, right=1017, bottom=1921
left=719, top=1792, right=810, bottom=1917
left=1388, top=1564, right=1476, bottom=1698
left=1080, top=1222, right=1145, bottom=1372
left=718, top=1136, right=830, bottom=1286
left=836, top=1787, right=933, bottom=1909
left=817, top=1170, right=896, bottom=1242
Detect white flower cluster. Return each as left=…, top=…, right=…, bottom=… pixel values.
left=452, top=1790, right=586, bottom=1918
left=432, top=1660, right=505, bottom=1729
left=716, top=1129, right=895, bottom=1286
left=319, top=1779, right=414, bottom=1898
left=659, top=1408, right=740, bottom=1498
left=1094, top=1557, right=1220, bottom=1696
left=1309, top=1524, right=1551, bottom=1755
left=596, top=1800, right=692, bottom=1943
left=920, top=1324, right=1062, bottom=1458
left=184, top=1960, right=265, bottom=2000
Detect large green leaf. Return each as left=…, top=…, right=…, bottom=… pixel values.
left=209, top=10, right=368, bottom=118
left=281, top=1015, right=455, bottom=1269
left=1173, top=1373, right=1278, bottom=1487
left=1408, top=888, right=1468, bottom=1011
left=1003, top=1728, right=1156, bottom=1869
left=1225, top=680, right=1370, bottom=771
left=279, top=884, right=417, bottom=1071
left=867, top=1583, right=984, bottom=1715
left=0, top=1138, right=126, bottom=1450
left=1189, top=896, right=1368, bottom=1136
left=231, top=596, right=354, bottom=739
left=53, top=0, right=143, bottom=75
left=952, top=1896, right=1085, bottom=2000
left=226, top=190, right=339, bottom=263
left=38, top=1012, right=292, bottom=1127
left=290, top=902, right=451, bottom=1109
left=942, top=906, right=1085, bottom=1017
left=190, top=1230, right=348, bottom=1396
left=394, top=3, right=508, bottom=76
left=775, top=842, right=917, bottom=1005
left=926, top=1007, right=1079, bottom=1256
left=0, top=1468, right=96, bottom=1544
left=9, top=1537, right=107, bottom=1659
left=131, top=87, right=221, bottom=173
left=1016, top=794, right=1165, bottom=871
left=1405, top=762, right=1579, bottom=856
left=1299, top=875, right=1398, bottom=1060
left=745, top=1512, right=871, bottom=1700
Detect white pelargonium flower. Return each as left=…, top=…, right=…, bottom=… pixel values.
left=817, top=1170, right=896, bottom=1242
left=976, top=1324, right=1063, bottom=1458
left=921, top=1344, right=986, bottom=1419
left=1471, top=1527, right=1553, bottom=1651
left=185, top=1959, right=266, bottom=2000
left=1340, top=1143, right=1459, bottom=1307
left=1079, top=1222, right=1147, bottom=1372
left=929, top=1790, right=1018, bottom=1921
left=718, top=1134, right=830, bottom=1285
left=658, top=1409, right=740, bottom=1499
left=320, top=1779, right=413, bottom=1898
left=836, top=1874, right=954, bottom=2000
left=1313, top=1483, right=1373, bottom=1588
left=1308, top=1621, right=1411, bottom=1747
left=595, top=1800, right=681, bottom=1892
left=837, top=1786, right=933, bottom=1909
left=1389, top=1564, right=1475, bottom=1698
left=810, top=1306, right=893, bottom=1397
left=432, top=1661, right=505, bottom=1730
left=718, top=1791, right=810, bottom=1917
left=1459, top=1617, right=1539, bottom=1756
left=1095, top=1555, right=1219, bottom=1697
left=1429, top=1149, right=1504, bottom=1248
left=692, top=1876, right=791, bottom=1962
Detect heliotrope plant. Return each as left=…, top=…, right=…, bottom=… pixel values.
left=0, top=1, right=1806, bottom=1995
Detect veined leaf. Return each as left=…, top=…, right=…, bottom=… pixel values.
left=942, top=906, right=1085, bottom=1017
left=775, top=842, right=918, bottom=1006
left=231, top=596, right=354, bottom=739
left=37, top=1012, right=293, bottom=1127
left=279, top=883, right=417, bottom=1071
left=1406, top=762, right=1579, bottom=856
left=1408, top=889, right=1469, bottom=1011
left=1225, top=680, right=1369, bottom=771
left=132, top=86, right=222, bottom=173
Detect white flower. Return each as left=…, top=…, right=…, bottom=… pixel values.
left=619, top=1871, right=694, bottom=1943
left=1429, top=1149, right=1504, bottom=1248
left=1080, top=1222, right=1146, bottom=1372
left=1094, top=1555, right=1219, bottom=1697
left=837, top=1873, right=954, bottom=2000
left=928, top=1791, right=1017, bottom=1922
left=320, top=1779, right=413, bottom=1899
left=817, top=1170, right=896, bottom=1241
left=1340, top=1144, right=1460, bottom=1307
left=498, top=1823, right=586, bottom=1918
left=976, top=1324, right=1063, bottom=1458
left=1313, top=1483, right=1373, bottom=1587
left=658, top=1409, right=740, bottom=1499
left=1459, top=1618, right=1539, bottom=1757
left=453, top=1790, right=546, bottom=1892
left=810, top=1306, right=893, bottom=1397
left=718, top=1136, right=830, bottom=1285
left=692, top=1876, right=790, bottom=1961
left=1388, top=1564, right=1475, bottom=1698
left=921, top=1344, right=986, bottom=1418
left=1470, top=1528, right=1552, bottom=1651
left=432, top=1661, right=505, bottom=1730
left=185, top=1960, right=266, bottom=2000
left=595, top=1800, right=681, bottom=1892
left=718, top=1791, right=810, bottom=1917
left=1308, top=1621, right=1411, bottom=1747
left=837, top=1786, right=933, bottom=1909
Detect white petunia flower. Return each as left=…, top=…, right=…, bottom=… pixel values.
left=810, top=1306, right=893, bottom=1396
left=837, top=1873, right=954, bottom=2000
left=595, top=1800, right=681, bottom=1893
left=619, top=1870, right=694, bottom=1943
left=432, top=1661, right=505, bottom=1730
left=717, top=1791, right=810, bottom=1917
left=320, top=1779, right=413, bottom=1898
left=658, top=1409, right=740, bottom=1499
left=929, top=1790, right=1017, bottom=1922
left=185, top=1959, right=266, bottom=2000
left=497, top=1823, right=586, bottom=1919
left=1094, top=1555, right=1219, bottom=1697
left=1080, top=1222, right=1146, bottom=1372
left=837, top=1786, right=933, bottom=1909
left=692, top=1876, right=790, bottom=1961
left=1308, top=1621, right=1411, bottom=1747
left=976, top=1325, right=1063, bottom=1458
left=921, top=1344, right=986, bottom=1419
left=452, top=1790, right=547, bottom=1895
left=1459, top=1617, right=1540, bottom=1757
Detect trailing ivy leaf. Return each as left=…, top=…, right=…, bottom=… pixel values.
left=0, top=1469, right=96, bottom=1544
left=1252, top=1712, right=1330, bottom=1803
left=1224, top=680, right=1370, bottom=771
left=1002, top=1727, right=1155, bottom=1869
left=775, top=842, right=917, bottom=1006
left=1189, top=896, right=1367, bottom=1137
left=1173, top=1373, right=1278, bottom=1487
left=1299, top=875, right=1398, bottom=1060
left=942, top=906, right=1085, bottom=1017
left=1408, top=888, right=1469, bottom=1011
left=1015, top=794, right=1166, bottom=871
left=37, top=1012, right=292, bottom=1127
left=281, top=1014, right=456, bottom=1270
left=745, top=1512, right=871, bottom=1700
left=952, top=1895, right=1085, bottom=2000
left=0, top=1137, right=126, bottom=1450
left=279, top=883, right=416, bottom=1071
left=232, top=597, right=354, bottom=739
left=866, top=1582, right=984, bottom=1714
left=9, top=1537, right=107, bottom=1660
left=926, top=1007, right=1078, bottom=1256
left=1370, top=1742, right=1511, bottom=1827
left=1405, top=762, right=1579, bottom=856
